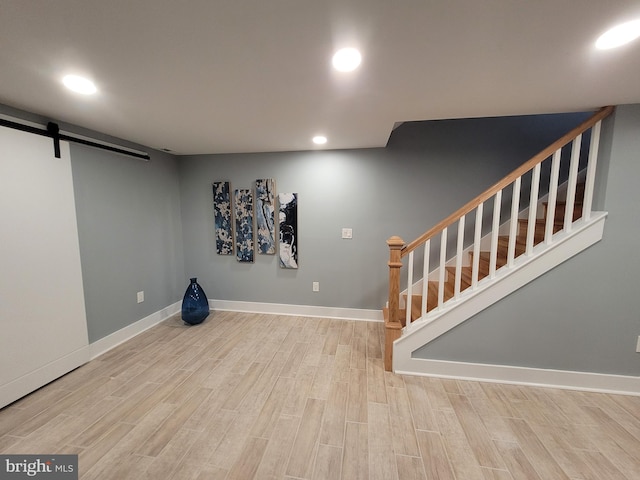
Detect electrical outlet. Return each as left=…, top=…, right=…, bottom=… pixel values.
left=137, top=291, right=144, bottom=303
left=636, top=336, right=640, bottom=353
left=342, top=228, right=353, bottom=239
left=312, top=281, right=320, bottom=292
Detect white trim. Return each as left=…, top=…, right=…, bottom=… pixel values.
left=0, top=347, right=89, bottom=409
left=88, top=301, right=181, bottom=359
left=395, top=358, right=640, bottom=396
left=210, top=299, right=383, bottom=322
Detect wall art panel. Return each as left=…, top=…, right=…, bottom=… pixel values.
left=278, top=193, right=298, bottom=269
left=255, top=178, right=276, bottom=254
left=212, top=181, right=233, bottom=255
left=234, top=188, right=254, bottom=262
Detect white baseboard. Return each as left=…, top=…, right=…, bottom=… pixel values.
left=396, top=358, right=640, bottom=396
left=88, top=301, right=181, bottom=360
left=88, top=299, right=380, bottom=363
left=210, top=299, right=383, bottom=322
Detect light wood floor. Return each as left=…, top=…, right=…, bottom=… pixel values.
left=1, top=311, right=640, bottom=479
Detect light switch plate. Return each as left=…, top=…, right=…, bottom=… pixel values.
left=342, top=228, right=353, bottom=239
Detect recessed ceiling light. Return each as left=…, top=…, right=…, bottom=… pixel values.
left=595, top=19, right=640, bottom=50
left=332, top=48, right=362, bottom=72
left=62, top=74, right=97, bottom=95
left=312, top=135, right=327, bottom=145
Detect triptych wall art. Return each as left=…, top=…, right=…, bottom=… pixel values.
left=212, top=181, right=233, bottom=255
left=234, top=189, right=254, bottom=263
left=255, top=179, right=276, bottom=254
left=278, top=193, right=298, bottom=269
left=212, top=179, right=298, bottom=269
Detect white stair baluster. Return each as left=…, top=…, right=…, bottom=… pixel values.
left=472, top=203, right=483, bottom=288
left=406, top=251, right=414, bottom=326
left=545, top=149, right=562, bottom=244
left=507, top=177, right=521, bottom=267
left=421, top=239, right=430, bottom=317
left=455, top=215, right=465, bottom=298
left=489, top=190, right=502, bottom=279
left=583, top=121, right=602, bottom=221
left=564, top=134, right=582, bottom=233
left=526, top=163, right=541, bottom=256
left=438, top=228, right=447, bottom=308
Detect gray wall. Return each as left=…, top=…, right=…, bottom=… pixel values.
left=70, top=144, right=185, bottom=342
left=178, top=112, right=590, bottom=311
left=415, top=104, right=640, bottom=377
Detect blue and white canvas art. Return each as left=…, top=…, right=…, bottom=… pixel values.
left=212, top=181, right=233, bottom=255
left=278, top=193, right=298, bottom=269
left=235, top=188, right=254, bottom=262
left=255, top=178, right=276, bottom=254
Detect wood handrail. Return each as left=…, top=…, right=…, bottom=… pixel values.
left=402, top=106, right=614, bottom=257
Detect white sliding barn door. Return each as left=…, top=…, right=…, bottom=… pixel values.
left=0, top=126, right=89, bottom=409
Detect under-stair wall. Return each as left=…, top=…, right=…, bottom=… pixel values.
left=393, top=104, right=640, bottom=394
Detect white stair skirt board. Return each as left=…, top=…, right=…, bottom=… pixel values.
left=211, top=299, right=384, bottom=322
left=88, top=301, right=181, bottom=360
left=393, top=213, right=610, bottom=380
left=395, top=359, right=640, bottom=397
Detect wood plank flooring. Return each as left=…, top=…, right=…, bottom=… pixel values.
left=1, top=311, right=639, bottom=479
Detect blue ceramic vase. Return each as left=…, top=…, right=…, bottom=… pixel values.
left=181, top=277, right=209, bottom=325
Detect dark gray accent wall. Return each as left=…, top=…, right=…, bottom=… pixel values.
left=178, top=112, right=590, bottom=311
left=70, top=144, right=185, bottom=342
left=414, top=104, right=640, bottom=376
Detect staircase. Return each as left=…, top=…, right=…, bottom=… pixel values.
left=383, top=107, right=614, bottom=372
left=406, top=183, right=585, bottom=320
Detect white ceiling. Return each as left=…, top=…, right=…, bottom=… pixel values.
left=1, top=1, right=639, bottom=155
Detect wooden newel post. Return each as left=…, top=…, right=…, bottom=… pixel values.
left=385, top=236, right=405, bottom=371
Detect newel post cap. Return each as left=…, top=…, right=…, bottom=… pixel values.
left=386, top=236, right=405, bottom=248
